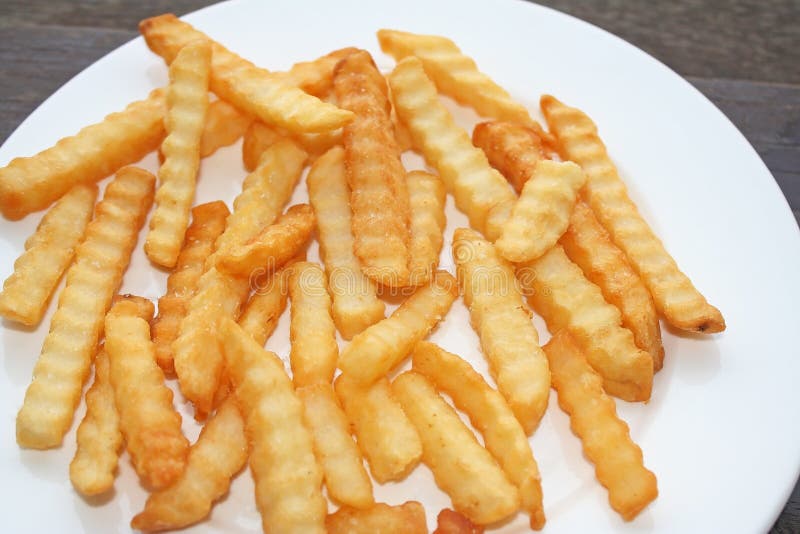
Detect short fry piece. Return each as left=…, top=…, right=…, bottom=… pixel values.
left=544, top=330, right=658, bottom=520
left=0, top=184, right=97, bottom=325
left=472, top=120, right=551, bottom=194
left=434, top=509, right=485, bottom=534
left=242, top=121, right=285, bottom=172
left=392, top=371, right=520, bottom=525
left=541, top=95, right=725, bottom=333
left=407, top=171, right=446, bottom=286
left=16, top=167, right=155, bottom=449
left=338, top=270, right=458, bottom=384
left=200, top=100, right=252, bottom=158
left=326, top=501, right=427, bottom=534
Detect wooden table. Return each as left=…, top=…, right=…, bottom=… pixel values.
left=0, top=0, right=797, bottom=531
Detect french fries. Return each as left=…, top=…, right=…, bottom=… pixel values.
left=541, top=95, right=725, bottom=333
left=435, top=509, right=485, bottom=534
left=388, top=57, right=515, bottom=239
left=517, top=245, right=654, bottom=401
left=407, top=170, right=446, bottom=285
left=326, top=501, right=427, bottom=534
left=413, top=342, right=545, bottom=530
left=544, top=330, right=658, bottom=520
left=334, top=375, right=422, bottom=483
left=306, top=146, right=385, bottom=339
left=219, top=318, right=327, bottom=534
left=453, top=228, right=550, bottom=434
left=561, top=202, right=664, bottom=370
left=242, top=121, right=284, bottom=172
left=392, top=371, right=520, bottom=525
left=16, top=166, right=154, bottom=449
left=0, top=90, right=163, bottom=220
left=338, top=270, right=458, bottom=384
left=131, top=396, right=248, bottom=532
left=106, top=297, right=189, bottom=489
left=472, top=120, right=550, bottom=194
left=200, top=100, right=252, bottom=158
left=139, top=14, right=353, bottom=134
left=238, top=258, right=297, bottom=346
left=0, top=184, right=96, bottom=325
left=276, top=47, right=359, bottom=97
left=334, top=50, right=411, bottom=287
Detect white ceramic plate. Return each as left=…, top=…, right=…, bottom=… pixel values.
left=1, top=0, right=799, bottom=532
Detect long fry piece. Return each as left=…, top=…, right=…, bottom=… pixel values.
left=0, top=184, right=97, bottom=325
left=407, top=170, right=446, bottom=286
left=238, top=257, right=298, bottom=346
left=200, top=100, right=252, bottom=158
left=544, top=330, right=658, bottom=520
left=16, top=167, right=154, bottom=449
left=472, top=120, right=551, bottom=194
left=541, top=95, right=724, bottom=333
left=326, top=501, right=427, bottom=534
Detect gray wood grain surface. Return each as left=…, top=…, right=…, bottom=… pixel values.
left=0, top=0, right=798, bottom=531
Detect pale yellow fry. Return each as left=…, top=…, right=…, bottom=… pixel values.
left=200, top=99, right=252, bottom=158
left=453, top=228, right=550, bottom=434
left=139, top=14, right=352, bottom=133
left=298, top=383, right=374, bottom=509
left=69, top=346, right=122, bottom=496
left=334, top=50, right=410, bottom=287
left=307, top=147, right=385, bottom=339
left=0, top=90, right=163, bottom=220
left=412, top=342, right=545, bottom=530
left=391, top=104, right=414, bottom=152
left=392, top=371, right=520, bottom=525
left=152, top=201, right=230, bottom=374
left=276, top=47, right=359, bottom=97
left=0, top=184, right=96, bottom=325
left=561, top=202, right=664, bottom=371
left=238, top=258, right=297, bottom=346
left=407, top=171, right=446, bottom=286
left=495, top=160, right=586, bottom=262
left=541, top=95, right=725, bottom=333
left=517, top=245, right=654, bottom=401
left=242, top=121, right=285, bottom=172
left=220, top=318, right=326, bottom=534
left=338, top=270, right=458, bottom=384
left=15, top=167, right=154, bottom=449
left=544, top=330, right=658, bottom=520
left=388, top=57, right=515, bottom=239
left=106, top=297, right=189, bottom=489
left=130, top=396, right=248, bottom=532
left=326, top=501, right=427, bottom=534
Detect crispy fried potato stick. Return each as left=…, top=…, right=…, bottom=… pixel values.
left=517, top=245, right=653, bottom=401
left=541, top=95, right=725, bottom=333
left=130, top=396, right=248, bottom=532
left=544, top=330, right=658, bottom=520
left=407, top=171, right=446, bottom=286
left=199, top=100, right=252, bottom=158
left=326, top=501, right=427, bottom=534
left=392, top=371, right=520, bottom=525
left=413, top=342, right=545, bottom=530
left=495, top=160, right=586, bottom=262
left=276, top=47, right=359, bottom=97
left=338, top=270, right=457, bottom=384
left=334, top=50, right=410, bottom=287
left=152, top=201, right=230, bottom=374
left=220, top=318, right=327, bottom=534
left=0, top=184, right=96, bottom=325
left=388, top=57, right=515, bottom=239
left=242, top=121, right=284, bottom=171
left=335, top=375, right=422, bottom=483
left=216, top=204, right=315, bottom=277
left=139, top=14, right=352, bottom=134
left=106, top=297, right=188, bottom=489
left=298, top=383, right=374, bottom=509
left=561, top=202, right=664, bottom=370
left=307, top=147, right=385, bottom=339
left=238, top=257, right=299, bottom=346
left=391, top=105, right=414, bottom=153
left=15, top=167, right=154, bottom=449
left=472, top=120, right=551, bottom=194
left=453, top=228, right=550, bottom=433
left=434, top=509, right=485, bottom=534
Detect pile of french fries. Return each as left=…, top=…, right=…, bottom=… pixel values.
left=0, top=14, right=726, bottom=533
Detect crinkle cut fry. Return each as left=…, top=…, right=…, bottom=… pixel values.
left=406, top=170, right=446, bottom=286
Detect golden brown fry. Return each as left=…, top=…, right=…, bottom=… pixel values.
left=406, top=171, right=446, bottom=286
left=130, top=396, right=248, bottom=532
left=541, top=95, right=725, bottom=333
left=391, top=104, right=414, bottom=152
left=200, top=99, right=252, bottom=158
left=338, top=270, right=458, bottom=384
left=276, top=47, right=359, bottom=97
left=392, top=371, right=520, bottom=525
left=326, top=501, right=427, bottom=534
left=238, top=256, right=299, bottom=346
left=334, top=50, right=411, bottom=287
left=15, top=167, right=154, bottom=449
left=561, top=202, right=664, bottom=370
left=434, top=509, right=485, bottom=534
left=307, top=147, right=385, bottom=339
left=335, top=375, right=422, bottom=483
left=220, top=318, right=327, bottom=534
left=413, top=342, right=545, bottom=530
left=388, top=57, right=515, bottom=239
left=106, top=297, right=189, bottom=489
left=242, top=121, right=284, bottom=172
left=544, top=330, right=658, bottom=520
left=139, top=14, right=352, bottom=133
left=517, top=245, right=654, bottom=401
left=298, top=383, right=374, bottom=509
left=453, top=228, right=550, bottom=434
left=0, top=184, right=96, bottom=325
